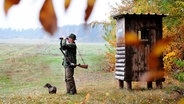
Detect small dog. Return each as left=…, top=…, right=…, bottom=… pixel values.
left=44, top=83, right=57, bottom=94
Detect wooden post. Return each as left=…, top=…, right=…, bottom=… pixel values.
left=119, top=80, right=124, bottom=88
left=156, top=81, right=162, bottom=89
left=126, top=81, right=132, bottom=90
left=147, top=81, right=153, bottom=89
left=156, top=79, right=163, bottom=89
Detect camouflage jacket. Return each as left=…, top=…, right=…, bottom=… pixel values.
left=60, top=39, right=77, bottom=68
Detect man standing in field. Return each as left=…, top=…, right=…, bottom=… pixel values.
left=59, top=33, right=77, bottom=95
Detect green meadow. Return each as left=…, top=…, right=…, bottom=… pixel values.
left=0, top=43, right=183, bottom=104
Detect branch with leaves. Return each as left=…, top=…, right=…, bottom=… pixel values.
left=4, top=0, right=96, bottom=35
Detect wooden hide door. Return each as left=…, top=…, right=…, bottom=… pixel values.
left=132, top=28, right=156, bottom=81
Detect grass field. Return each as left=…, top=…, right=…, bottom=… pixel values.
left=0, top=43, right=184, bottom=104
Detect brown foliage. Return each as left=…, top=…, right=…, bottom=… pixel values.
left=39, top=0, right=57, bottom=35
left=148, top=38, right=172, bottom=69
left=85, top=0, right=96, bottom=22
left=109, top=0, right=184, bottom=78
left=152, top=38, right=172, bottom=57
left=4, top=0, right=20, bottom=15
left=4, top=0, right=96, bottom=35
left=140, top=38, right=172, bottom=81
left=125, top=32, right=140, bottom=46
left=64, top=0, right=71, bottom=11
left=139, top=70, right=165, bottom=82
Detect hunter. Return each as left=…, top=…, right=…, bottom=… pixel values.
left=60, top=33, right=77, bottom=95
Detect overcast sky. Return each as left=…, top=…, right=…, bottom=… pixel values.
left=0, top=0, right=121, bottom=30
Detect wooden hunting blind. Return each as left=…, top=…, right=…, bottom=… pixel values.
left=113, top=13, right=167, bottom=89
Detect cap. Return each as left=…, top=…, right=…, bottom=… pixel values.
left=68, top=33, right=76, bottom=40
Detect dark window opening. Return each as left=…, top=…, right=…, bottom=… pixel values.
left=138, top=29, right=149, bottom=41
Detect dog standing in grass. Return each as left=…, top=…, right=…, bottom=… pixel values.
left=44, top=83, right=57, bottom=94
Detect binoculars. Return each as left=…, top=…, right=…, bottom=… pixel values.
left=59, top=37, right=63, bottom=40
left=59, top=37, right=68, bottom=40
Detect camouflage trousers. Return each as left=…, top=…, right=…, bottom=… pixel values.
left=65, top=67, right=77, bottom=94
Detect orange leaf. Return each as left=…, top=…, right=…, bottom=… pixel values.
left=151, top=37, right=172, bottom=56
left=125, top=32, right=140, bottom=46
left=178, top=98, right=184, bottom=104
left=148, top=53, right=160, bottom=69
left=148, top=37, right=172, bottom=69
left=39, top=0, right=57, bottom=35
left=84, top=0, right=96, bottom=22
left=84, top=93, right=90, bottom=101
left=4, top=0, right=20, bottom=15
left=148, top=38, right=171, bottom=69
left=64, top=0, right=71, bottom=11
left=80, top=102, right=85, bottom=104
left=139, top=70, right=165, bottom=82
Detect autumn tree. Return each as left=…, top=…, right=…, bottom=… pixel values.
left=129, top=0, right=184, bottom=74
left=103, top=0, right=184, bottom=75
left=102, top=18, right=116, bottom=71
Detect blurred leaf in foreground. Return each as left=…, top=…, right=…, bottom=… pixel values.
left=125, top=32, right=140, bottom=46
left=39, top=0, right=57, bottom=35
left=140, top=37, right=172, bottom=81
left=151, top=37, right=172, bottom=57
left=64, top=0, right=71, bottom=11
left=85, top=93, right=90, bottom=101
left=139, top=70, right=165, bottom=82
left=148, top=37, right=172, bottom=69
left=84, top=0, right=96, bottom=22
left=4, top=0, right=20, bottom=15
left=81, top=93, right=90, bottom=104
left=178, top=98, right=184, bottom=104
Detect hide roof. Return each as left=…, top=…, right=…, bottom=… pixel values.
left=112, top=13, right=168, bottom=19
